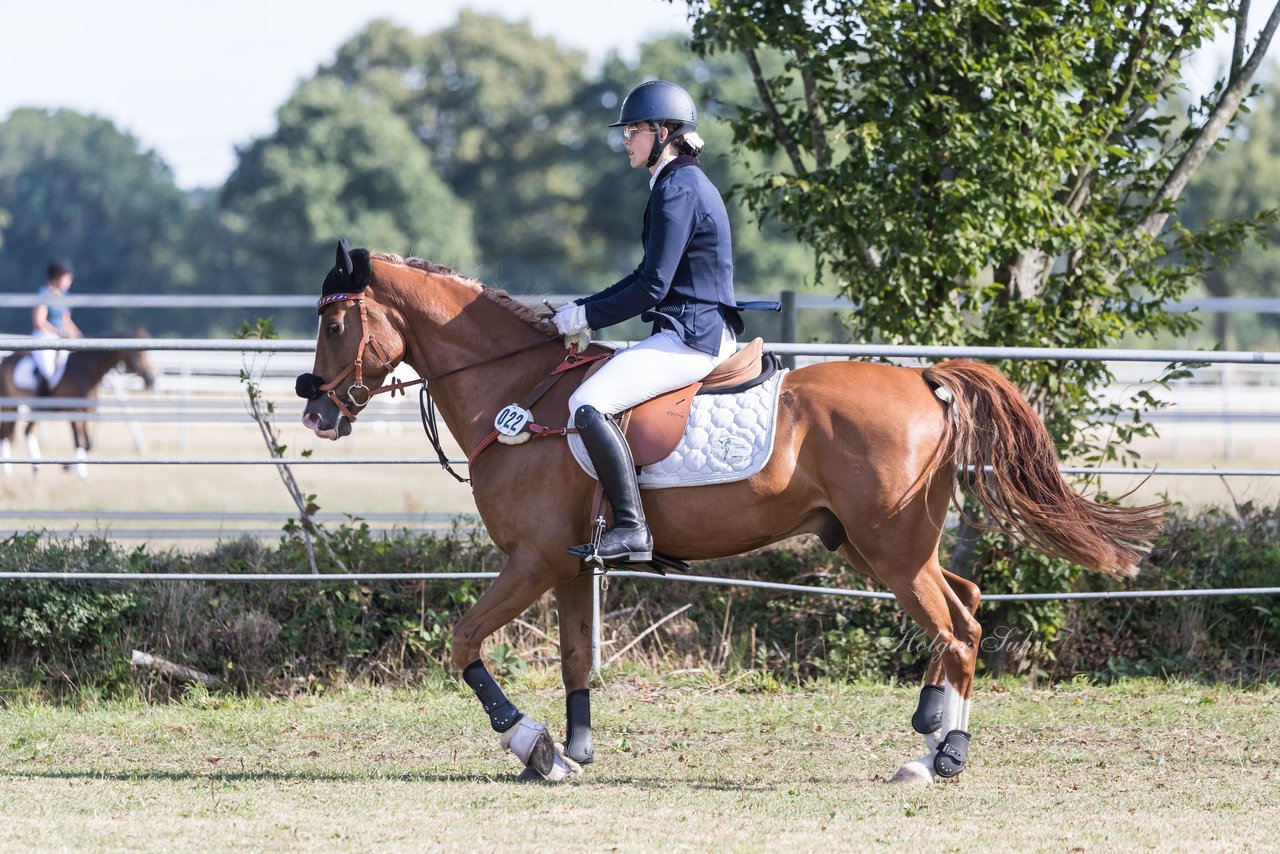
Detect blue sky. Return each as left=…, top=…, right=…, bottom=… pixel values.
left=0, top=0, right=690, bottom=190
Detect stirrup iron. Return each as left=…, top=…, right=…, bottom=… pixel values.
left=582, top=515, right=607, bottom=567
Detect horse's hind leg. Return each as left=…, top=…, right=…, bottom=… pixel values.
left=844, top=545, right=980, bottom=784
left=913, top=570, right=980, bottom=737
left=451, top=552, right=583, bottom=782
left=71, top=421, right=90, bottom=479
left=1, top=418, right=12, bottom=477
left=24, top=421, right=41, bottom=475
left=553, top=572, right=596, bottom=765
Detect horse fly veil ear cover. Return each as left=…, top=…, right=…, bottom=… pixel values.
left=299, top=239, right=375, bottom=399
left=318, top=238, right=372, bottom=313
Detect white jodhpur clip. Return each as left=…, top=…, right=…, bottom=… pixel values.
left=499, top=716, right=582, bottom=782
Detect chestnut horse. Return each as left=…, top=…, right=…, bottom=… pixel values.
left=0, top=330, right=156, bottom=477
left=299, top=248, right=1163, bottom=785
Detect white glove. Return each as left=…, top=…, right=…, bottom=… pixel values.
left=552, top=303, right=589, bottom=336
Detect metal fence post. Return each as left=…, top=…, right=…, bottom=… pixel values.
left=591, top=570, right=602, bottom=674
left=780, top=290, right=797, bottom=369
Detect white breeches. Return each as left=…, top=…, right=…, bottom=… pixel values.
left=568, top=326, right=736, bottom=418
left=32, top=330, right=66, bottom=382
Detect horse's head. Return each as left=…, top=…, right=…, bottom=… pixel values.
left=124, top=328, right=156, bottom=390
left=298, top=241, right=405, bottom=440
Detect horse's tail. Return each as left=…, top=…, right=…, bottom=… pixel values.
left=921, top=359, right=1165, bottom=578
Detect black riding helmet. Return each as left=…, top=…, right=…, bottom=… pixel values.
left=609, top=80, right=698, bottom=167
left=46, top=257, right=74, bottom=280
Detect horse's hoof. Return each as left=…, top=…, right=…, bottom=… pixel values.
left=933, top=729, right=971, bottom=778
left=525, top=727, right=557, bottom=777
left=498, top=717, right=583, bottom=781
left=516, top=766, right=547, bottom=783
left=888, top=759, right=934, bottom=785
left=545, top=741, right=583, bottom=781
left=514, top=742, right=581, bottom=783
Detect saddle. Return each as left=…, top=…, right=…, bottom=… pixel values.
left=585, top=337, right=781, bottom=466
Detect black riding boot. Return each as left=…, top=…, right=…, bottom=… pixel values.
left=567, top=405, right=653, bottom=563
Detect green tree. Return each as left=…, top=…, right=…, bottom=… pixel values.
left=587, top=36, right=818, bottom=291
left=1179, top=66, right=1280, bottom=349
left=321, top=16, right=818, bottom=299
left=690, top=1, right=1280, bottom=610
left=221, top=75, right=476, bottom=294
left=0, top=108, right=198, bottom=331
left=692, top=0, right=1276, bottom=439
left=321, top=13, right=593, bottom=290
left=578, top=36, right=822, bottom=343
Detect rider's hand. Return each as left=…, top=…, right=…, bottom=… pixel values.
left=552, top=303, right=588, bottom=336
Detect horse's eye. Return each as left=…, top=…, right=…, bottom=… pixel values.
left=326, top=322, right=342, bottom=336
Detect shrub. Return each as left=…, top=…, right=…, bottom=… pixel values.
left=0, top=502, right=1275, bottom=699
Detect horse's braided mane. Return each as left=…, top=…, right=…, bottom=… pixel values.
left=371, top=251, right=558, bottom=337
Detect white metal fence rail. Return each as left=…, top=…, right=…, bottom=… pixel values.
left=0, top=569, right=1276, bottom=602
left=5, top=335, right=1280, bottom=363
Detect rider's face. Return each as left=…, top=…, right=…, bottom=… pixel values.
left=51, top=273, right=73, bottom=292
left=623, top=123, right=665, bottom=170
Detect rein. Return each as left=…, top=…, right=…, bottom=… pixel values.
left=420, top=385, right=472, bottom=484
left=299, top=292, right=559, bottom=424
left=300, top=292, right=609, bottom=484
left=463, top=344, right=610, bottom=473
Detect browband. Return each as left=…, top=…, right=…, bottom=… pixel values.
left=316, top=292, right=364, bottom=313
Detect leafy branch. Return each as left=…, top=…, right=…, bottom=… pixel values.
left=235, top=318, right=347, bottom=574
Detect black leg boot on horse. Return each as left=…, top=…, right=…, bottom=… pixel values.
left=566, top=405, right=653, bottom=563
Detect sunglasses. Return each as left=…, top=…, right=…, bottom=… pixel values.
left=622, top=124, right=657, bottom=142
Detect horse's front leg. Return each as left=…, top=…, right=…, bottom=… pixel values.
left=553, top=572, right=596, bottom=766
left=452, top=551, right=583, bottom=782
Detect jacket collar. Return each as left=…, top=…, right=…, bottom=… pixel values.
left=652, top=155, right=700, bottom=189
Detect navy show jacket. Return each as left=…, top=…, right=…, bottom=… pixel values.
left=577, top=156, right=742, bottom=355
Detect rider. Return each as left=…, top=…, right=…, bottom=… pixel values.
left=553, top=80, right=744, bottom=564
left=32, top=257, right=83, bottom=395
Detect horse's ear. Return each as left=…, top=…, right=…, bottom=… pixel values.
left=335, top=239, right=354, bottom=276
left=320, top=238, right=369, bottom=305
left=350, top=248, right=372, bottom=289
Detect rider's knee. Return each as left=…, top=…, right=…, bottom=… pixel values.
left=573, top=404, right=604, bottom=431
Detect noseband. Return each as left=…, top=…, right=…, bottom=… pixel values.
left=295, top=293, right=423, bottom=424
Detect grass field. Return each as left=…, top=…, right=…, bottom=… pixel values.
left=1, top=678, right=1277, bottom=851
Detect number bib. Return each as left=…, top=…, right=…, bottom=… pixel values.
left=494, top=403, right=534, bottom=437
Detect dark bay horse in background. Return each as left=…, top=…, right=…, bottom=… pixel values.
left=0, top=330, right=156, bottom=478
left=299, top=248, right=1165, bottom=785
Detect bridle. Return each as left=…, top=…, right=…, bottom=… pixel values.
left=295, top=292, right=423, bottom=424
left=296, top=291, right=573, bottom=426
left=297, top=289, right=614, bottom=486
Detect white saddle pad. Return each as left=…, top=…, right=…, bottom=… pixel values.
left=12, top=354, right=66, bottom=392
left=568, top=369, right=786, bottom=489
